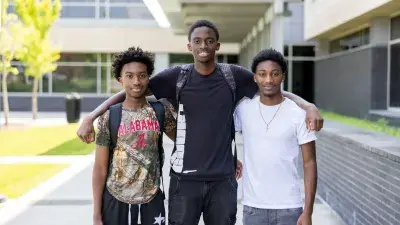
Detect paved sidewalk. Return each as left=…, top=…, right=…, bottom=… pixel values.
left=0, top=155, right=94, bottom=164
left=0, top=112, right=89, bottom=127
left=0, top=135, right=346, bottom=225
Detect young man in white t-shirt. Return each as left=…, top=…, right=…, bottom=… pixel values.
left=234, top=48, right=317, bottom=225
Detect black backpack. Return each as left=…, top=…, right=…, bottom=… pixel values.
left=175, top=63, right=238, bottom=171
left=108, top=101, right=165, bottom=190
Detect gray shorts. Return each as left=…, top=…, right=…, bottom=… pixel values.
left=243, top=205, right=303, bottom=225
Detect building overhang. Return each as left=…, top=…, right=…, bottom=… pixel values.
left=158, top=0, right=272, bottom=42
left=306, top=0, right=400, bottom=40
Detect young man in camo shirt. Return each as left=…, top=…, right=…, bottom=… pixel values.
left=92, top=47, right=176, bottom=225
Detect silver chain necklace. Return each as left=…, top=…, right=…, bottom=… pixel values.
left=258, top=96, right=285, bottom=132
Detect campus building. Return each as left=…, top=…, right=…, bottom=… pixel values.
left=304, top=0, right=400, bottom=124
left=160, top=0, right=400, bottom=124
left=159, top=0, right=316, bottom=102
left=3, top=0, right=239, bottom=111
left=5, top=0, right=399, bottom=125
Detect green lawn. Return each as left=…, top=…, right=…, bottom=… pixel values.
left=0, top=164, right=68, bottom=199
left=321, top=110, right=400, bottom=138
left=0, top=124, right=95, bottom=156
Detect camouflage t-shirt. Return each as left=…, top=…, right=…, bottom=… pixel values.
left=96, top=103, right=176, bottom=204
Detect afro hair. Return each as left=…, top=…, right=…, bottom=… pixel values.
left=251, top=48, right=287, bottom=74
left=111, top=46, right=155, bottom=81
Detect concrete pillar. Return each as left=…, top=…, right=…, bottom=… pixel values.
left=251, top=39, right=257, bottom=68
left=270, top=0, right=285, bottom=53
left=370, top=17, right=390, bottom=45
left=154, top=53, right=169, bottom=74
left=263, top=24, right=271, bottom=49
left=315, top=38, right=330, bottom=57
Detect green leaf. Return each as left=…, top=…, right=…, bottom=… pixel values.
left=9, top=67, right=19, bottom=75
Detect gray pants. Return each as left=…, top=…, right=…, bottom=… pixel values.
left=243, top=205, right=303, bottom=225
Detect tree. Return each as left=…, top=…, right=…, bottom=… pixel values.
left=14, top=0, right=61, bottom=119
left=0, top=0, right=27, bottom=126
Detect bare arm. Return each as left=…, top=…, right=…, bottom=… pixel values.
left=282, top=90, right=324, bottom=131
left=92, top=146, right=109, bottom=223
left=301, top=141, right=317, bottom=216
left=282, top=90, right=313, bottom=110
left=77, top=91, right=125, bottom=143
left=89, top=90, right=125, bottom=121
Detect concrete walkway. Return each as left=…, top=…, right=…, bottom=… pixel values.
left=0, top=155, right=94, bottom=164
left=0, top=134, right=346, bottom=225
left=0, top=112, right=89, bottom=127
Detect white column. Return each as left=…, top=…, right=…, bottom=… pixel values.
left=270, top=0, right=285, bottom=53
left=154, top=53, right=170, bottom=74
left=370, top=17, right=390, bottom=45
left=263, top=24, right=271, bottom=49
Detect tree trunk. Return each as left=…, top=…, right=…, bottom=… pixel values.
left=32, top=77, right=39, bottom=120
left=2, top=70, right=9, bottom=126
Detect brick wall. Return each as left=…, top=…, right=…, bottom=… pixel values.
left=311, top=121, right=400, bottom=225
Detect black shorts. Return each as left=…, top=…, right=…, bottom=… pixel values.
left=101, top=188, right=166, bottom=225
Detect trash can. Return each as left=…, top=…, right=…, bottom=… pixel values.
left=65, top=92, right=81, bottom=123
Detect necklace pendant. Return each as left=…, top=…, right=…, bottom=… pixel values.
left=266, top=126, right=269, bottom=131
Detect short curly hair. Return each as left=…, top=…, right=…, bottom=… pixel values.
left=188, top=20, right=219, bottom=41
left=112, top=46, right=155, bottom=80
left=251, top=48, right=287, bottom=74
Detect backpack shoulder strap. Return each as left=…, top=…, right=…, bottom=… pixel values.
left=149, top=101, right=165, bottom=133
left=176, top=64, right=194, bottom=103
left=217, top=63, right=238, bottom=170
left=217, top=63, right=236, bottom=103
left=149, top=101, right=165, bottom=170
left=109, top=103, right=123, bottom=151
left=149, top=101, right=166, bottom=196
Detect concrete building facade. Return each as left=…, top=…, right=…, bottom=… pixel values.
left=304, top=0, right=400, bottom=124
left=2, top=0, right=239, bottom=111
left=160, top=0, right=316, bottom=103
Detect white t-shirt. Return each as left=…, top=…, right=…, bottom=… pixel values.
left=234, top=96, right=317, bottom=209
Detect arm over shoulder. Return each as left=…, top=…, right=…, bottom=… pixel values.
left=230, top=65, right=258, bottom=101
left=149, top=66, right=181, bottom=101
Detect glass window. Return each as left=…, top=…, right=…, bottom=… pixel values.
left=391, top=16, right=400, bottom=40
left=52, top=66, right=97, bottom=93
left=100, top=53, right=109, bottom=63
left=106, top=0, right=142, bottom=2
left=101, top=66, right=109, bottom=93
left=293, top=46, right=315, bottom=57
left=292, top=61, right=314, bottom=103
left=227, top=55, right=238, bottom=64
left=329, top=28, right=370, bottom=53
left=390, top=43, right=400, bottom=107
left=169, top=54, right=193, bottom=65
left=7, top=64, right=33, bottom=92
left=217, top=55, right=224, bottom=63
left=284, top=45, right=288, bottom=56
left=111, top=79, right=123, bottom=94
left=59, top=53, right=98, bottom=63
left=41, top=74, right=50, bottom=93
left=61, top=6, right=96, bottom=18
left=99, top=6, right=107, bottom=18
left=109, top=6, right=154, bottom=19
left=62, top=0, right=95, bottom=2
left=283, top=60, right=289, bottom=91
